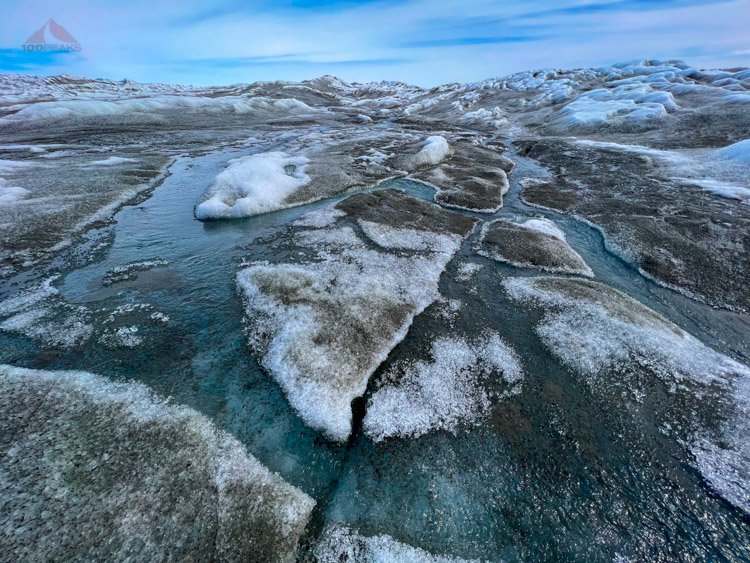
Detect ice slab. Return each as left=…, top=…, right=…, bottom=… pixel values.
left=237, top=190, right=477, bottom=441
left=478, top=218, right=593, bottom=276
left=315, top=525, right=475, bottom=563
left=0, top=365, right=315, bottom=561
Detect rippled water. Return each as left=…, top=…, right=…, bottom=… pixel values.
left=1, top=146, right=748, bottom=560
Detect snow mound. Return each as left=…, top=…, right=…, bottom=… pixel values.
left=412, top=136, right=451, bottom=168
left=315, top=525, right=475, bottom=563
left=195, top=152, right=310, bottom=220
left=364, top=332, right=523, bottom=441
left=0, top=365, right=314, bottom=561
left=717, top=140, right=750, bottom=166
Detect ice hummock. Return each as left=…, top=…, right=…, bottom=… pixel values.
left=478, top=218, right=593, bottom=276
left=717, top=139, right=750, bottom=166
left=411, top=136, right=451, bottom=168
left=195, top=152, right=310, bottom=220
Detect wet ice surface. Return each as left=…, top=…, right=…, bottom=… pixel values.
left=1, top=63, right=750, bottom=560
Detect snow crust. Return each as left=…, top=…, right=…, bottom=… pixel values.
left=195, top=152, right=310, bottom=219
left=0, top=364, right=315, bottom=561
left=504, top=276, right=750, bottom=514
left=315, top=525, right=475, bottom=563
left=237, top=221, right=466, bottom=441
left=364, top=332, right=523, bottom=441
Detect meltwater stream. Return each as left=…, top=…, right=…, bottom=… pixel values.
left=1, top=145, right=748, bottom=560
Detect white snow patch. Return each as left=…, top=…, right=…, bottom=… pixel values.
left=315, top=524, right=475, bottom=563
left=364, top=332, right=523, bottom=441
left=88, top=156, right=137, bottom=166
left=195, top=152, right=310, bottom=220
left=519, top=217, right=567, bottom=241
left=504, top=276, right=750, bottom=513
left=293, top=206, right=345, bottom=228
left=237, top=222, right=466, bottom=441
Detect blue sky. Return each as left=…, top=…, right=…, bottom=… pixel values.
left=2, top=0, right=749, bottom=86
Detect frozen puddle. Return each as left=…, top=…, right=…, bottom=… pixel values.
left=237, top=189, right=477, bottom=441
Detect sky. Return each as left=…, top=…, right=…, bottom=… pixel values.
left=1, top=0, right=749, bottom=86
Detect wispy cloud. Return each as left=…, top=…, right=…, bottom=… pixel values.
left=1, top=0, right=748, bottom=85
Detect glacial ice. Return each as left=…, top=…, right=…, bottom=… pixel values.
left=315, top=525, right=475, bottom=563
left=236, top=191, right=476, bottom=441
left=363, top=332, right=523, bottom=442
left=195, top=152, right=310, bottom=220
left=717, top=140, right=750, bottom=166
left=504, top=276, right=750, bottom=513
left=478, top=218, right=593, bottom=276
left=1, top=95, right=315, bottom=124
left=0, top=365, right=315, bottom=561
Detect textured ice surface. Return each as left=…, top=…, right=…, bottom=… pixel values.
left=503, top=276, right=746, bottom=384
left=237, top=190, right=476, bottom=441
left=364, top=332, right=523, bottom=441
left=195, top=152, right=310, bottom=219
left=0, top=365, right=315, bottom=561
left=717, top=140, right=750, bottom=166
left=238, top=234, right=459, bottom=441
left=315, top=525, right=475, bottom=563
left=293, top=205, right=346, bottom=228
left=358, top=219, right=463, bottom=252
left=478, top=218, right=592, bottom=276
left=504, top=276, right=750, bottom=513
left=1, top=95, right=314, bottom=124
left=0, top=277, right=92, bottom=348
left=411, top=136, right=451, bottom=168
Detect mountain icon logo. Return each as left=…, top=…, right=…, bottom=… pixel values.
left=23, top=19, right=81, bottom=52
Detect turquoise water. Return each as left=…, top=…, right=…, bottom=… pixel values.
left=1, top=146, right=748, bottom=560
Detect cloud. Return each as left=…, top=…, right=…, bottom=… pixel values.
left=1, top=0, right=748, bottom=85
